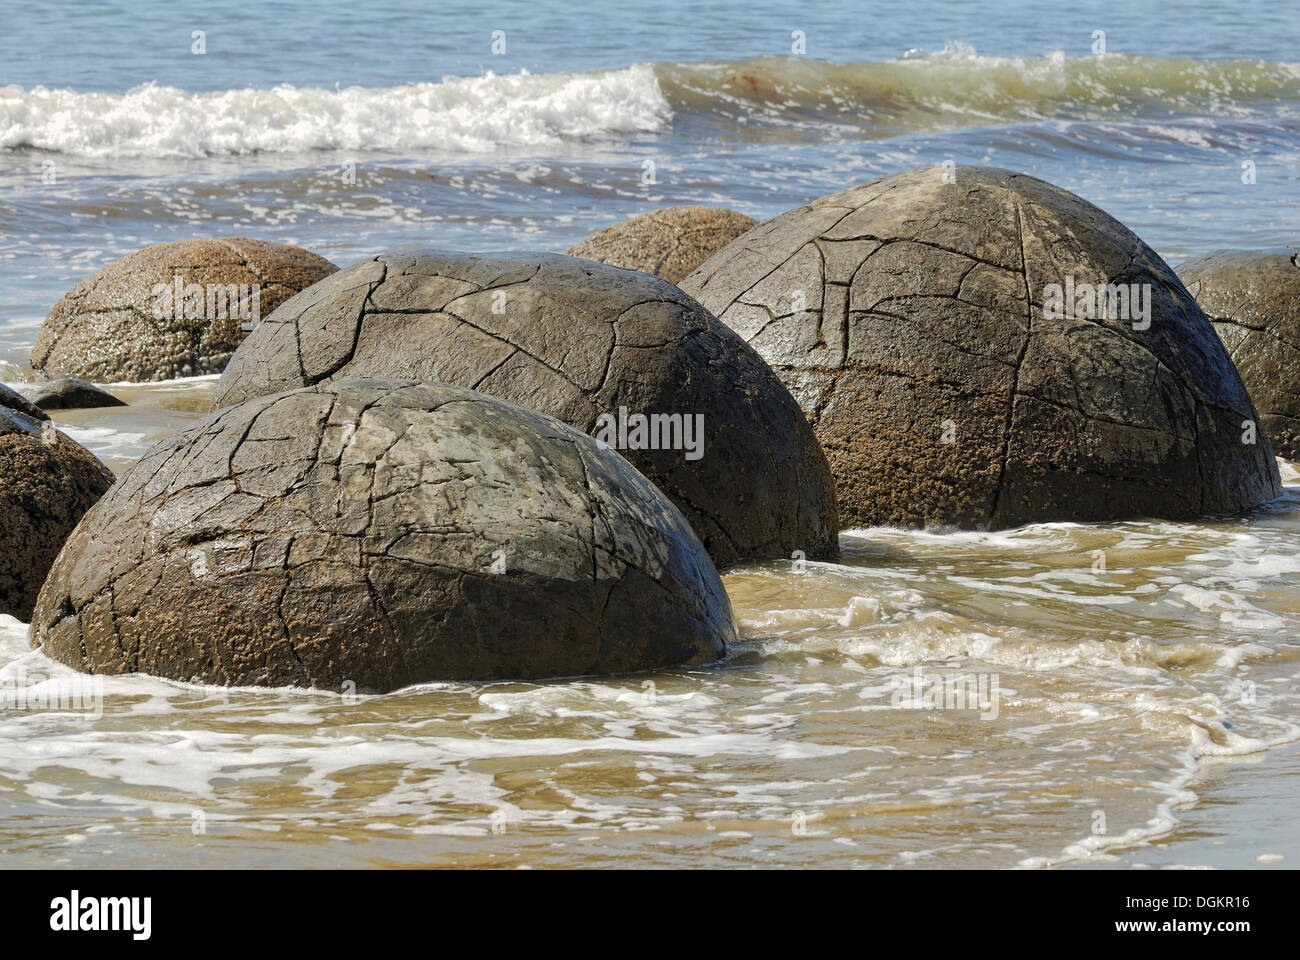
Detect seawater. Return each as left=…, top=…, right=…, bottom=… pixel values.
left=1, top=0, right=1298, bottom=868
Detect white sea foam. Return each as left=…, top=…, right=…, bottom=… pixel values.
left=0, top=67, right=671, bottom=158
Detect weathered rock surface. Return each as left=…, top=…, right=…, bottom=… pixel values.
left=32, top=238, right=338, bottom=383
left=23, top=378, right=126, bottom=410
left=681, top=166, right=1282, bottom=528
left=212, top=251, right=838, bottom=566
left=1, top=393, right=114, bottom=621
left=31, top=380, right=737, bottom=691
left=1176, top=250, right=1300, bottom=460
left=565, top=206, right=759, bottom=283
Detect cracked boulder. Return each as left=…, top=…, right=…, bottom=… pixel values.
left=1, top=393, right=114, bottom=621
left=32, top=238, right=338, bottom=383
left=1176, top=250, right=1300, bottom=460
left=565, top=206, right=759, bottom=284
left=681, top=166, right=1282, bottom=528
left=30, top=380, right=736, bottom=691
left=212, top=250, right=839, bottom=567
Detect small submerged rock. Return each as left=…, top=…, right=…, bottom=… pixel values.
left=1177, top=249, right=1300, bottom=460
left=23, top=378, right=126, bottom=410
left=565, top=206, right=759, bottom=283
left=681, top=165, right=1282, bottom=528
left=31, top=380, right=737, bottom=692
left=32, top=237, right=337, bottom=383
left=0, top=392, right=114, bottom=621
left=212, top=250, right=839, bottom=567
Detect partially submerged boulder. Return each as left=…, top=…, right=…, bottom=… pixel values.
left=32, top=238, right=337, bottom=382
left=566, top=206, right=759, bottom=283
left=23, top=378, right=126, bottom=410
left=1176, top=249, right=1300, bottom=460
left=212, top=251, right=838, bottom=566
left=31, top=380, right=737, bottom=691
left=0, top=395, right=114, bottom=621
left=681, top=166, right=1282, bottom=528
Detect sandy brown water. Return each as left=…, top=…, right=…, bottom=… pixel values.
left=1, top=374, right=1297, bottom=869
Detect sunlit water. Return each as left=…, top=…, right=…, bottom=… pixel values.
left=2, top=0, right=1299, bottom=868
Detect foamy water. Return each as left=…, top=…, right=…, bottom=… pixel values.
left=1, top=379, right=1297, bottom=868
left=3, top=52, right=1298, bottom=159
left=0, top=67, right=672, bottom=158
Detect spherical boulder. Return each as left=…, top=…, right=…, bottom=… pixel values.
left=212, top=250, right=838, bottom=567
left=32, top=238, right=338, bottom=383
left=681, top=166, right=1282, bottom=528
left=1, top=395, right=114, bottom=621
left=565, top=206, right=759, bottom=283
left=1176, top=250, right=1300, bottom=460
left=31, top=380, right=736, bottom=691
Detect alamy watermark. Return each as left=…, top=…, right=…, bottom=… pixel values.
left=152, top=277, right=262, bottom=332
left=50, top=891, right=150, bottom=940
left=1, top=664, right=103, bottom=719
left=1042, top=276, right=1151, bottom=330
left=890, top=665, right=1000, bottom=720
left=593, top=406, right=705, bottom=461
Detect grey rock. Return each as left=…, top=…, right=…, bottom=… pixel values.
left=24, top=378, right=126, bottom=410
left=0, top=397, right=114, bottom=621
left=212, top=250, right=839, bottom=567
left=1176, top=249, right=1300, bottom=460
left=681, top=166, right=1282, bottom=528
left=566, top=206, right=759, bottom=283
left=31, top=380, right=736, bottom=691
left=32, top=237, right=338, bottom=382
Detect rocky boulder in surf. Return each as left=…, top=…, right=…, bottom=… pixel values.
left=680, top=165, right=1283, bottom=528
left=211, top=250, right=838, bottom=567
left=565, top=206, right=759, bottom=284
left=0, top=391, right=114, bottom=621
left=30, top=380, right=736, bottom=691
left=32, top=238, right=338, bottom=383
left=22, top=378, right=126, bottom=410
left=1176, top=250, right=1300, bottom=460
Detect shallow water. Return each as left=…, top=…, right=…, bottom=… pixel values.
left=0, top=374, right=1297, bottom=868
left=2, top=0, right=1299, bottom=868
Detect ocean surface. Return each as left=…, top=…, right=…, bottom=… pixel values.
left=1, top=0, right=1298, bottom=868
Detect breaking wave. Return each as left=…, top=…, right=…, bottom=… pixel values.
left=3, top=48, right=1299, bottom=157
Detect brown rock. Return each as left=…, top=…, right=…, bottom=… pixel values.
left=32, top=238, right=337, bottom=382
left=212, top=251, right=839, bottom=567
left=31, top=380, right=736, bottom=691
left=681, top=166, right=1282, bottom=529
left=1176, top=250, right=1300, bottom=460
left=566, top=206, right=758, bottom=283
left=0, top=382, right=47, bottom=421
left=0, top=392, right=114, bottom=621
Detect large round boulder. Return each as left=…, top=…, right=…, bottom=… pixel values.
left=1, top=393, right=114, bottom=621
left=212, top=250, right=838, bottom=566
left=32, top=238, right=338, bottom=383
left=1176, top=250, right=1300, bottom=460
left=565, top=206, right=759, bottom=283
left=681, top=166, right=1282, bottom=528
left=31, top=380, right=736, bottom=691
